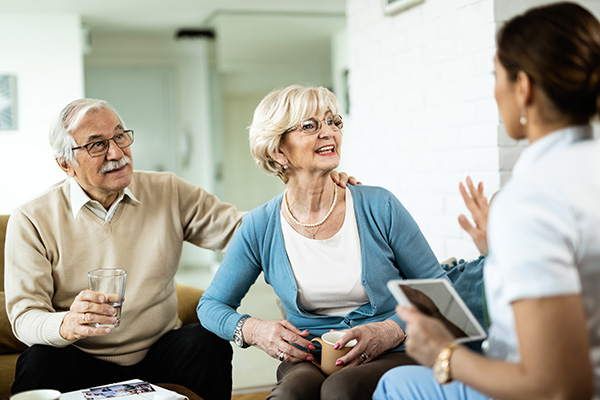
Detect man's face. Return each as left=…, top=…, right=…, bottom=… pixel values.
left=59, top=107, right=134, bottom=209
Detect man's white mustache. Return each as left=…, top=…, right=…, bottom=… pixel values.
left=100, top=156, right=131, bottom=175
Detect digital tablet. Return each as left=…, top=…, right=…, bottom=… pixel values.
left=387, top=279, right=487, bottom=344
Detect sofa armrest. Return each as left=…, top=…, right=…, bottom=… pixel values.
left=0, top=292, right=27, bottom=355
left=176, top=283, right=204, bottom=326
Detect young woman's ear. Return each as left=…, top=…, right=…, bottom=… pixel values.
left=516, top=71, right=532, bottom=107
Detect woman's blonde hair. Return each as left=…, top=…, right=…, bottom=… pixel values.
left=249, top=85, right=340, bottom=183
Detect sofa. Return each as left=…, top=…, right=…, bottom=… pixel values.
left=0, top=214, right=205, bottom=399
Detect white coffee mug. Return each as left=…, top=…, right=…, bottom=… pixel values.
left=10, top=389, right=61, bottom=400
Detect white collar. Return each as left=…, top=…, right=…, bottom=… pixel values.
left=512, top=125, right=592, bottom=178
left=69, top=177, right=139, bottom=219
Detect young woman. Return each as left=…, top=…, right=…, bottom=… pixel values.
left=374, top=2, right=600, bottom=399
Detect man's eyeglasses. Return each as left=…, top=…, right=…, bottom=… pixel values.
left=283, top=115, right=343, bottom=135
left=72, top=130, right=134, bottom=157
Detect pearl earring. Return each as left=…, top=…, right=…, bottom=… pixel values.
left=282, top=164, right=288, bottom=170
left=519, top=107, right=527, bottom=126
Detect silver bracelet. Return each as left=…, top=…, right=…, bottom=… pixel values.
left=400, top=331, right=408, bottom=346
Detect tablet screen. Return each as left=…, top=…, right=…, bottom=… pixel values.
left=388, top=279, right=487, bottom=343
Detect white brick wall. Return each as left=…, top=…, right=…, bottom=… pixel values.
left=346, top=0, right=498, bottom=261
left=345, top=0, right=600, bottom=261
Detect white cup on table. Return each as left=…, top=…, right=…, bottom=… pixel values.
left=10, top=389, right=61, bottom=400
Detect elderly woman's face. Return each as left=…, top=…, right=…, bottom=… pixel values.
left=279, top=110, right=342, bottom=177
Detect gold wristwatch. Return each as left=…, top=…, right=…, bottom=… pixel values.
left=433, top=342, right=459, bottom=384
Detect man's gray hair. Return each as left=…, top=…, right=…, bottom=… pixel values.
left=49, top=99, right=125, bottom=164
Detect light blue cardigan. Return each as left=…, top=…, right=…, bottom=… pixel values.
left=197, top=185, right=455, bottom=351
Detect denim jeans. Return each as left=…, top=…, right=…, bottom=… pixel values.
left=373, top=365, right=492, bottom=400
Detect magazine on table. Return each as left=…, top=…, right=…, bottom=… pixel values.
left=59, top=379, right=187, bottom=400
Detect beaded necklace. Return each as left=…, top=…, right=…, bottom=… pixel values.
left=283, top=183, right=338, bottom=229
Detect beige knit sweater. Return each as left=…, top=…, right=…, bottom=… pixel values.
left=5, top=171, right=243, bottom=366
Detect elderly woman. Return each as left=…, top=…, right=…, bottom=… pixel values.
left=374, top=2, right=600, bottom=399
left=197, top=85, right=459, bottom=399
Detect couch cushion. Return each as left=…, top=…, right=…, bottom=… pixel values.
left=0, top=353, right=19, bottom=398
left=176, top=284, right=203, bottom=326
left=0, top=292, right=27, bottom=354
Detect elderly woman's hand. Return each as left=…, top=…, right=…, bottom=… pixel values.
left=333, top=320, right=406, bottom=368
left=242, top=318, right=316, bottom=363
left=395, top=305, right=456, bottom=367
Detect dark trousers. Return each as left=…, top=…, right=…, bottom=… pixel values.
left=267, top=351, right=417, bottom=400
left=12, top=324, right=232, bottom=400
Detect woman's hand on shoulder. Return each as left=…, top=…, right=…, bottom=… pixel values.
left=333, top=320, right=406, bottom=368
left=242, top=318, right=315, bottom=363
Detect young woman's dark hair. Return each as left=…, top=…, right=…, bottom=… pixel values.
left=497, top=2, right=600, bottom=124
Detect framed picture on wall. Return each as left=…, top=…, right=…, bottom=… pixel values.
left=0, top=75, right=18, bottom=130
left=382, top=0, right=424, bottom=15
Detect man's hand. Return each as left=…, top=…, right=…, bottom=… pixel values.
left=330, top=171, right=360, bottom=188
left=458, top=176, right=489, bottom=256
left=59, top=290, right=118, bottom=340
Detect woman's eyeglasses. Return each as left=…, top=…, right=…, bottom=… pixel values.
left=283, top=115, right=343, bottom=135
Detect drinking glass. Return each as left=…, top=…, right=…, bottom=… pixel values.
left=87, top=268, right=127, bottom=328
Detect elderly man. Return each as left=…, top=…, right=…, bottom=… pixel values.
left=4, top=99, right=243, bottom=399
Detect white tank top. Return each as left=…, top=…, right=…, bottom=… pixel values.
left=280, top=188, right=368, bottom=316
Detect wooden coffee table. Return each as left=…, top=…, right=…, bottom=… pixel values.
left=155, top=383, right=203, bottom=400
